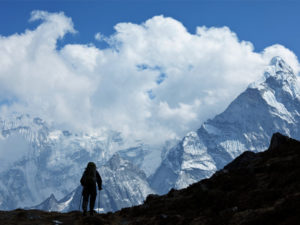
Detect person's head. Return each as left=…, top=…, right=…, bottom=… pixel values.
left=86, top=162, right=96, bottom=170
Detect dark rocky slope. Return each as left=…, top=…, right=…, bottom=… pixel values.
left=0, top=132, right=299, bottom=225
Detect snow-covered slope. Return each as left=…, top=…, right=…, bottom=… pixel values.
left=150, top=56, right=300, bottom=194
left=31, top=154, right=154, bottom=213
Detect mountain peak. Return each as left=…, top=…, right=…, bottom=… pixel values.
left=270, top=56, right=287, bottom=66
left=249, top=56, right=298, bottom=94
left=266, top=56, right=295, bottom=80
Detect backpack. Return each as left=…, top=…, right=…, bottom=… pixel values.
left=82, top=163, right=96, bottom=186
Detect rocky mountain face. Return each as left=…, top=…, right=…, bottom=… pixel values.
left=0, top=132, right=299, bottom=225
left=150, top=56, right=300, bottom=194
left=98, top=154, right=154, bottom=212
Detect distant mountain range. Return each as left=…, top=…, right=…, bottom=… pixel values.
left=1, top=56, right=300, bottom=213
left=28, top=154, right=153, bottom=212
left=0, top=113, right=151, bottom=211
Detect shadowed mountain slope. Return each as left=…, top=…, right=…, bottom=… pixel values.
left=0, top=132, right=299, bottom=225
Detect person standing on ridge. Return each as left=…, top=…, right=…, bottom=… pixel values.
left=80, top=162, right=102, bottom=216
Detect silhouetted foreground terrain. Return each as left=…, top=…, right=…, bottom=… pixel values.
left=1, top=132, right=299, bottom=225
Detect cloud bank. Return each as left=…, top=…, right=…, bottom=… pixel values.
left=0, top=11, right=299, bottom=145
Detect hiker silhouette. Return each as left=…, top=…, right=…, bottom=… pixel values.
left=80, top=162, right=102, bottom=216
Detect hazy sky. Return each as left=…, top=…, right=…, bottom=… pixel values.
left=0, top=0, right=299, bottom=145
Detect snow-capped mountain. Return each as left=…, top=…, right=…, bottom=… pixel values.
left=31, top=154, right=154, bottom=213
left=27, top=194, right=67, bottom=212
left=150, top=56, right=300, bottom=194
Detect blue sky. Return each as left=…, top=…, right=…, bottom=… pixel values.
left=1, top=0, right=300, bottom=56
left=0, top=0, right=300, bottom=145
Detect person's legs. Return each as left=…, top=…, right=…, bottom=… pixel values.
left=82, top=193, right=89, bottom=216
left=89, top=192, right=97, bottom=215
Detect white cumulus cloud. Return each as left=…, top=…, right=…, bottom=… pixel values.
left=0, top=11, right=299, bottom=146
